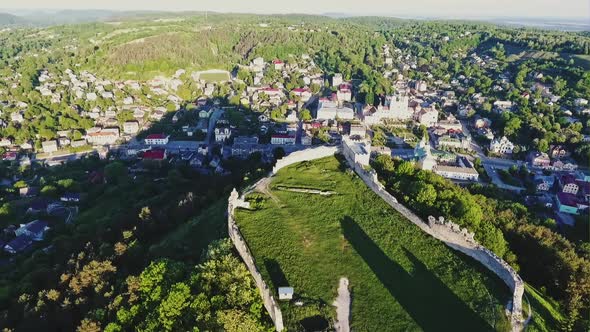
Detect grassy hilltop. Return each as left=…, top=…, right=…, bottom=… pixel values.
left=235, top=156, right=512, bottom=331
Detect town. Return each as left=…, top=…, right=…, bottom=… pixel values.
left=0, top=9, right=588, bottom=332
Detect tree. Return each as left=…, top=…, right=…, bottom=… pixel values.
left=157, top=282, right=192, bottom=331
left=372, top=131, right=386, bottom=146
left=272, top=147, right=285, bottom=160
left=299, top=109, right=312, bottom=121
left=104, top=162, right=127, bottom=184
left=414, top=182, right=437, bottom=207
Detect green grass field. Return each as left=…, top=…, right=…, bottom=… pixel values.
left=235, top=156, right=512, bottom=331
left=197, top=70, right=231, bottom=82
left=523, top=284, right=565, bottom=332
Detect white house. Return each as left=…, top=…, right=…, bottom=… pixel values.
left=215, top=126, right=231, bottom=143
left=332, top=73, right=343, bottom=87
left=87, top=128, right=120, bottom=145
left=490, top=136, right=514, bottom=154
left=123, top=121, right=140, bottom=134
left=271, top=134, right=296, bottom=145
left=42, top=140, right=58, bottom=153
left=144, top=134, right=169, bottom=145
left=316, top=99, right=354, bottom=120
left=292, top=88, right=312, bottom=102
left=433, top=165, right=479, bottom=181
left=415, top=107, right=439, bottom=127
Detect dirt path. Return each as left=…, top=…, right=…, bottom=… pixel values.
left=333, top=277, right=351, bottom=332
left=254, top=177, right=280, bottom=204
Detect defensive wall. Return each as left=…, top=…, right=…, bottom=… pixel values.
left=228, top=144, right=524, bottom=331
left=227, top=189, right=284, bottom=331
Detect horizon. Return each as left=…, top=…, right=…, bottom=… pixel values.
left=1, top=0, right=589, bottom=20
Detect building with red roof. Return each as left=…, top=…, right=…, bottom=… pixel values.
left=142, top=149, right=167, bottom=160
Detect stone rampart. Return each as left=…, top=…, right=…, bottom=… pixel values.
left=272, top=146, right=340, bottom=174
left=229, top=146, right=525, bottom=331
left=347, top=157, right=524, bottom=330
left=227, top=189, right=284, bottom=331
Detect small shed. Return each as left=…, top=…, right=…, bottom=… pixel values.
left=278, top=287, right=294, bottom=300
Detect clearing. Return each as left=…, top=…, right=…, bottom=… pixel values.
left=235, top=155, right=512, bottom=331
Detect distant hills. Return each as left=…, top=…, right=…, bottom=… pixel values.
left=0, top=12, right=26, bottom=26
left=0, top=9, right=588, bottom=31
left=0, top=9, right=173, bottom=27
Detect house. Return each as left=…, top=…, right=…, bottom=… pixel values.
left=292, top=88, right=312, bottom=102
left=231, top=136, right=262, bottom=158
left=433, top=165, right=479, bottom=181
left=332, top=74, right=343, bottom=87
left=493, top=100, right=513, bottom=113
left=123, top=121, right=140, bottom=134
left=60, top=193, right=81, bottom=202
left=473, top=117, right=491, bottom=129
left=414, top=80, right=427, bottom=92
left=87, top=128, right=119, bottom=145
left=556, top=192, right=581, bottom=215
left=527, top=151, right=551, bottom=168
left=272, top=59, right=284, bottom=70
left=4, top=236, right=33, bottom=254
left=415, top=107, right=439, bottom=127
left=142, top=149, right=167, bottom=162
left=42, top=140, right=58, bottom=153
left=3, top=152, right=17, bottom=161
left=436, top=114, right=462, bottom=132
left=316, top=98, right=354, bottom=120
left=214, top=125, right=231, bottom=143
left=20, top=142, right=33, bottom=150
left=144, top=134, right=169, bottom=146
left=15, top=220, right=50, bottom=241
left=559, top=174, right=579, bottom=194
left=549, top=145, right=569, bottom=159
left=574, top=98, right=588, bottom=107
left=271, top=134, right=296, bottom=145
left=0, top=138, right=12, bottom=147
left=489, top=136, right=514, bottom=154
left=534, top=175, right=555, bottom=191
left=552, top=159, right=579, bottom=171
left=19, top=187, right=39, bottom=198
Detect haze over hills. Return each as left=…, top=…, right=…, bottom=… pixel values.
left=0, top=8, right=588, bottom=31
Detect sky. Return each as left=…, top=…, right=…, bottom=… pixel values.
left=1, top=0, right=589, bottom=19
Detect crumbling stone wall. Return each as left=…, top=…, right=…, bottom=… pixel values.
left=272, top=146, right=340, bottom=174
left=346, top=157, right=524, bottom=331
left=227, top=189, right=284, bottom=331
left=229, top=147, right=525, bottom=332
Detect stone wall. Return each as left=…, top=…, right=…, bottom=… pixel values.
left=227, top=189, right=284, bottom=331
left=229, top=146, right=524, bottom=332
left=272, top=146, right=340, bottom=174
left=346, top=156, right=524, bottom=331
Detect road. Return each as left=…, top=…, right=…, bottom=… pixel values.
left=206, top=108, right=225, bottom=144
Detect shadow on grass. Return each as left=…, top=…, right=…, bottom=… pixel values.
left=264, top=258, right=289, bottom=290
left=340, top=216, right=494, bottom=332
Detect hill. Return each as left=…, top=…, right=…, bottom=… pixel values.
left=0, top=13, right=27, bottom=26
left=235, top=156, right=512, bottom=331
